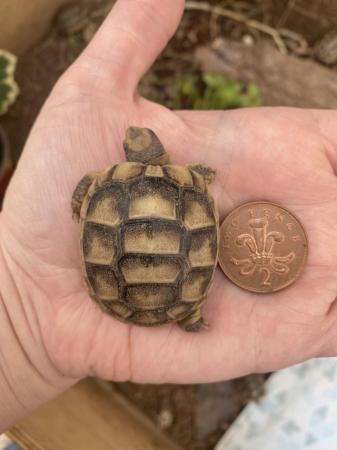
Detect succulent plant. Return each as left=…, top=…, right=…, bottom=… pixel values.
left=0, top=49, right=19, bottom=115
left=176, top=72, right=262, bottom=110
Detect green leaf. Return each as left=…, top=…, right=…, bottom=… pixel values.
left=180, top=75, right=198, bottom=98
left=143, top=70, right=263, bottom=111
left=173, top=73, right=262, bottom=110
left=0, top=83, right=11, bottom=108
left=0, top=56, right=10, bottom=82
left=238, top=83, right=263, bottom=108
left=202, top=73, right=226, bottom=89
left=0, top=49, right=19, bottom=115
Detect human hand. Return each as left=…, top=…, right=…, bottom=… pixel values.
left=1, top=0, right=337, bottom=426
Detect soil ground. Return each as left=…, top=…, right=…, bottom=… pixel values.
left=3, top=0, right=337, bottom=161
left=1, top=1, right=337, bottom=449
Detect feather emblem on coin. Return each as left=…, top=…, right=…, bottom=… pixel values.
left=219, top=202, right=308, bottom=293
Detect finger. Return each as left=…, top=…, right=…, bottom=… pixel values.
left=75, top=0, right=185, bottom=93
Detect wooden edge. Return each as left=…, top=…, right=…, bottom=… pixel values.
left=8, top=378, right=182, bottom=450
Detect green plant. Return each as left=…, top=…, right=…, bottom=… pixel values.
left=0, top=49, right=19, bottom=115
left=175, top=72, right=262, bottom=110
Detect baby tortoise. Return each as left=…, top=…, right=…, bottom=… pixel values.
left=72, top=127, right=219, bottom=331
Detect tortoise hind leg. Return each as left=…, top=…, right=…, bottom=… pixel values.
left=71, top=172, right=98, bottom=220
left=178, top=308, right=208, bottom=332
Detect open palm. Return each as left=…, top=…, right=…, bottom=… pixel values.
left=1, top=0, right=337, bottom=390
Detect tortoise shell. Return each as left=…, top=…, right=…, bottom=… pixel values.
left=73, top=128, right=219, bottom=331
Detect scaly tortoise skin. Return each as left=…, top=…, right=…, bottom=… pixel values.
left=72, top=127, right=219, bottom=331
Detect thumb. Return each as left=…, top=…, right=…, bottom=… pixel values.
left=76, top=0, right=185, bottom=93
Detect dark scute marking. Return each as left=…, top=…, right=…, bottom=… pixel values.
left=129, top=177, right=179, bottom=204
left=122, top=220, right=182, bottom=254
left=86, top=264, right=119, bottom=300
left=119, top=254, right=184, bottom=284
left=87, top=182, right=128, bottom=222
left=187, top=268, right=213, bottom=287
left=125, top=284, right=177, bottom=310
left=100, top=300, right=132, bottom=319
left=182, top=189, right=215, bottom=229
left=188, top=226, right=218, bottom=265
left=181, top=268, right=214, bottom=302
left=130, top=310, right=171, bottom=326
left=184, top=189, right=214, bottom=216
left=83, top=222, right=115, bottom=259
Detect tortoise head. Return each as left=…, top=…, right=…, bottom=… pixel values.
left=123, top=127, right=170, bottom=165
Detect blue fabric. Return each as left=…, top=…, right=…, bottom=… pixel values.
left=4, top=444, right=21, bottom=450
left=216, top=358, right=337, bottom=450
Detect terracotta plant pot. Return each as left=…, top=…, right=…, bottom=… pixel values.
left=0, top=125, right=13, bottom=200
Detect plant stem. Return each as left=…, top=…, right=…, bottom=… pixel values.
left=185, top=1, right=288, bottom=54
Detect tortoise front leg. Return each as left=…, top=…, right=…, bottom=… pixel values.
left=189, top=164, right=216, bottom=184
left=71, top=172, right=98, bottom=220
left=178, top=308, right=207, bottom=332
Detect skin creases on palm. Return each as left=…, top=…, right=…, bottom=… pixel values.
left=1, top=0, right=337, bottom=386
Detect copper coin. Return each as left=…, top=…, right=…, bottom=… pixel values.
left=218, top=201, right=308, bottom=293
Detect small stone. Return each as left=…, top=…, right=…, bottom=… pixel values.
left=242, top=34, right=254, bottom=46
left=157, top=409, right=174, bottom=429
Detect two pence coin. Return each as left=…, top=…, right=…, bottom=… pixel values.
left=218, top=202, right=308, bottom=293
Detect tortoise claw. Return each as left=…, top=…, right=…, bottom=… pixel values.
left=189, top=164, right=216, bottom=184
